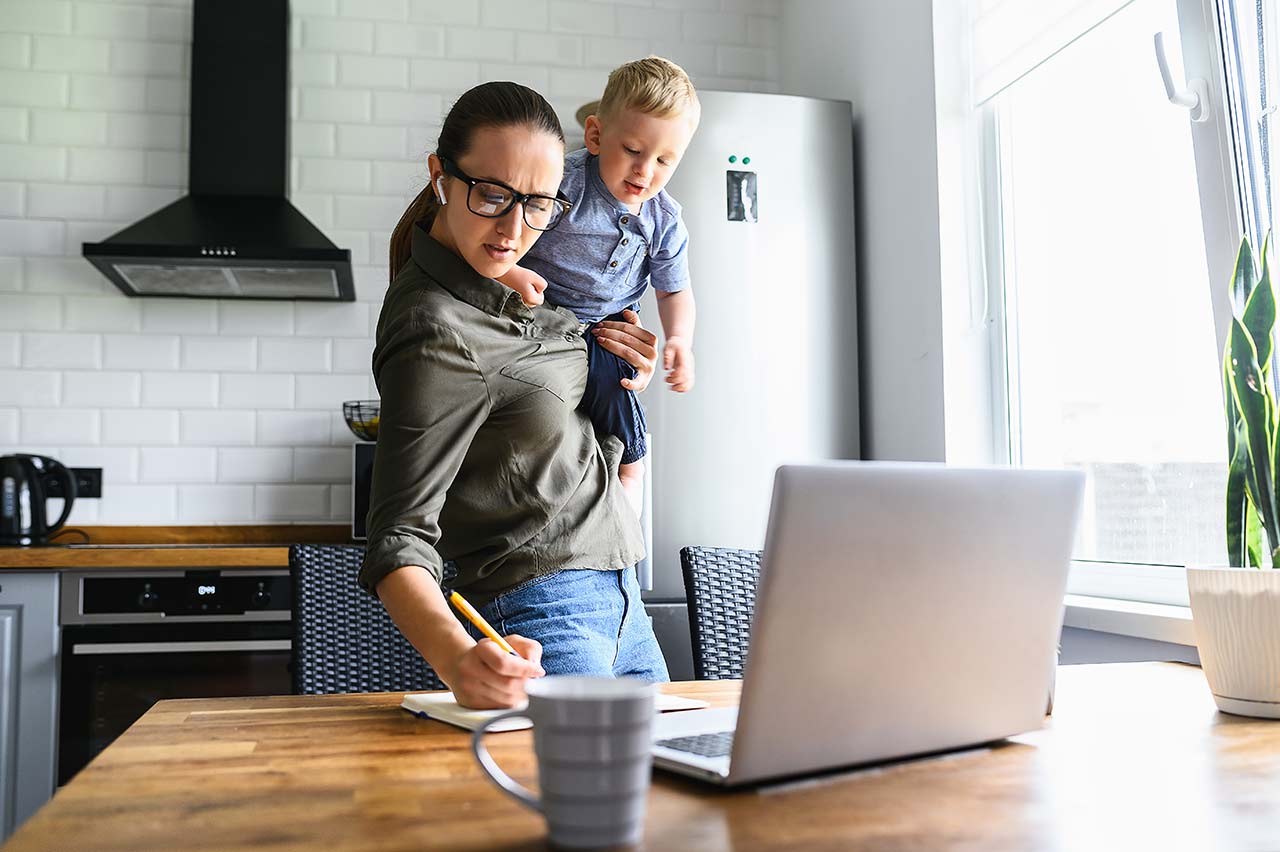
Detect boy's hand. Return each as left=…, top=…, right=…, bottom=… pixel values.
left=496, top=265, right=548, bottom=308
left=663, top=337, right=695, bottom=392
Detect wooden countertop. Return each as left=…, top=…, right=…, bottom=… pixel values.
left=0, top=525, right=355, bottom=569
left=8, top=663, right=1280, bottom=851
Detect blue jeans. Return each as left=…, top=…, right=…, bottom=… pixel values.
left=469, top=568, right=669, bottom=681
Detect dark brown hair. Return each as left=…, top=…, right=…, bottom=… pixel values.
left=389, top=82, right=566, bottom=281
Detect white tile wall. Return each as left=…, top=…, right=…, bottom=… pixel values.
left=63, top=370, right=140, bottom=407
left=139, top=445, right=215, bottom=482
left=0, top=333, right=19, bottom=367
left=140, top=371, right=217, bottom=408
left=95, top=483, right=176, bottom=522
left=177, top=483, right=255, bottom=522
left=0, top=0, right=781, bottom=525
left=220, top=373, right=294, bottom=409
left=256, top=483, right=329, bottom=520
left=64, top=296, right=141, bottom=332
left=0, top=184, right=22, bottom=218
left=180, top=336, right=257, bottom=371
left=180, top=409, right=255, bottom=445
left=0, top=409, right=16, bottom=444
left=0, top=257, right=20, bottom=290
left=101, top=408, right=178, bottom=445
left=21, top=331, right=99, bottom=368
left=219, top=446, right=293, bottom=483
left=103, top=333, right=179, bottom=369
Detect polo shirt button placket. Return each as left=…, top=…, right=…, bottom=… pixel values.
left=611, top=214, right=631, bottom=270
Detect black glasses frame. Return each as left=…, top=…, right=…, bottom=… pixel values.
left=439, top=158, right=572, bottom=232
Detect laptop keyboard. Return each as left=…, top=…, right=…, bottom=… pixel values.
left=655, top=730, right=735, bottom=758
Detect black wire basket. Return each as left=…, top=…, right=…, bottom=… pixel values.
left=342, top=400, right=380, bottom=441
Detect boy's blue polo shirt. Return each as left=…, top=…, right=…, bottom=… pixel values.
left=522, top=147, right=690, bottom=323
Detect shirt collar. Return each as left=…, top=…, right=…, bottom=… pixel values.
left=411, top=224, right=530, bottom=320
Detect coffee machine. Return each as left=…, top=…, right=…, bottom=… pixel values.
left=0, top=454, right=77, bottom=546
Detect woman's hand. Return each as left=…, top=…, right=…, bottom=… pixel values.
left=591, top=309, right=659, bottom=392
left=442, top=634, right=545, bottom=709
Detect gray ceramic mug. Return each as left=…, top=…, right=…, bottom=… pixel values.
left=471, top=676, right=657, bottom=849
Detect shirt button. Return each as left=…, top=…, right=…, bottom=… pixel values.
left=610, top=261, right=618, bottom=268
left=620, top=216, right=630, bottom=225
left=621, top=238, right=629, bottom=245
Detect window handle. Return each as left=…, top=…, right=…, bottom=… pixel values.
left=1154, top=32, right=1208, bottom=123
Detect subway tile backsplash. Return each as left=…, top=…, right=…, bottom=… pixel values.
left=0, top=0, right=780, bottom=525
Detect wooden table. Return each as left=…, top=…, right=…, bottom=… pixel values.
left=7, top=663, right=1280, bottom=850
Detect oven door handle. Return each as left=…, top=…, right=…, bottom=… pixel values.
left=70, top=640, right=292, bottom=655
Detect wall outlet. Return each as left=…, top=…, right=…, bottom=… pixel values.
left=42, top=468, right=102, bottom=499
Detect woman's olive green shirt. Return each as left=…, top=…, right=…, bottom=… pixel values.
left=358, top=226, right=644, bottom=605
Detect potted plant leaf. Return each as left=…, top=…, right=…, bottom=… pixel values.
left=1187, top=234, right=1280, bottom=718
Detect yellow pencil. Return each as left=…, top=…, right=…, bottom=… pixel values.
left=448, top=591, right=518, bottom=656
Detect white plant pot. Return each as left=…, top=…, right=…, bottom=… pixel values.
left=1187, top=566, right=1280, bottom=718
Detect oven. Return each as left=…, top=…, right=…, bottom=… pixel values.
left=58, top=569, right=293, bottom=785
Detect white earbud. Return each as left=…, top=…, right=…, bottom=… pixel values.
left=434, top=176, right=447, bottom=204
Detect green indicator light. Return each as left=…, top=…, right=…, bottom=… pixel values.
left=742, top=156, right=751, bottom=165
left=728, top=155, right=737, bottom=163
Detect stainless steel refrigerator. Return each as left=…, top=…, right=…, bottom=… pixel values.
left=636, top=91, right=861, bottom=658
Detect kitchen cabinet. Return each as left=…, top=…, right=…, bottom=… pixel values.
left=0, top=573, right=58, bottom=841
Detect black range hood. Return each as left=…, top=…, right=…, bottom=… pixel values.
left=83, top=0, right=354, bottom=301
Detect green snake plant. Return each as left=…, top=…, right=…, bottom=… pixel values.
left=1225, top=234, right=1280, bottom=567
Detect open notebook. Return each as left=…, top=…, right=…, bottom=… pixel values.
left=402, top=691, right=710, bottom=732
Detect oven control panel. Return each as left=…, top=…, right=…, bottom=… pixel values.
left=61, top=570, right=292, bottom=623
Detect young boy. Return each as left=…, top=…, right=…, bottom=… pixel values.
left=500, top=56, right=700, bottom=515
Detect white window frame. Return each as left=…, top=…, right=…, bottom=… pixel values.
left=971, top=0, right=1249, bottom=606
left=1176, top=0, right=1245, bottom=358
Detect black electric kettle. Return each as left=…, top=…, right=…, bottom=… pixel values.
left=0, top=454, right=77, bottom=546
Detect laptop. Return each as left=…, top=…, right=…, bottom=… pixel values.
left=652, top=461, right=1085, bottom=786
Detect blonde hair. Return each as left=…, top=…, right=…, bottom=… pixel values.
left=597, top=56, right=700, bottom=124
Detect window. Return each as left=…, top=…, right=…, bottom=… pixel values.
left=1220, top=0, right=1277, bottom=244
left=974, top=0, right=1273, bottom=604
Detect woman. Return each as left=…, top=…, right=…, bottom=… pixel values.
left=360, top=82, right=669, bottom=709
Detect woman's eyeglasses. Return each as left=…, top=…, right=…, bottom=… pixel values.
left=440, top=158, right=572, bottom=232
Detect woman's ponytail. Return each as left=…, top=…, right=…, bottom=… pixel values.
left=389, top=185, right=438, bottom=282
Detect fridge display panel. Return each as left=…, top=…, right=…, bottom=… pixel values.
left=726, top=170, right=758, bottom=222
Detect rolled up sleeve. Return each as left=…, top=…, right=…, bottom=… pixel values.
left=359, top=314, right=491, bottom=592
